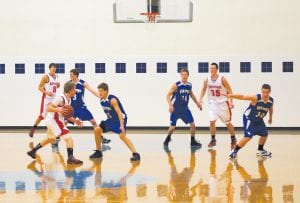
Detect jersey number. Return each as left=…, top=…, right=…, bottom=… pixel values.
left=211, top=89, right=220, bottom=97
left=53, top=86, right=57, bottom=93
left=256, top=112, right=266, bottom=119
left=182, top=95, right=188, bottom=102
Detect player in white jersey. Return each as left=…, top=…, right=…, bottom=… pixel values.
left=29, top=63, right=60, bottom=137
left=27, top=81, right=83, bottom=165
left=199, top=63, right=236, bottom=149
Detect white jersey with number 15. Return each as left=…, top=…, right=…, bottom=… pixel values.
left=207, top=75, right=228, bottom=104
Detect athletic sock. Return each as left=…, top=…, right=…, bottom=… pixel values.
left=32, top=143, right=42, bottom=152
left=191, top=136, right=196, bottom=142
left=258, top=144, right=264, bottom=151
left=33, top=125, right=37, bottom=129
left=234, top=145, right=241, bottom=152
left=67, top=148, right=73, bottom=159
left=231, top=135, right=236, bottom=142
left=211, top=135, right=216, bottom=141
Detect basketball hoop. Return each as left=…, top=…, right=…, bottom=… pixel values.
left=140, top=12, right=160, bottom=23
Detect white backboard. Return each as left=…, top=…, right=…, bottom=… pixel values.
left=113, top=0, right=193, bottom=23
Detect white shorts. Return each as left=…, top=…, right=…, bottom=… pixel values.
left=208, top=101, right=232, bottom=123
left=46, top=118, right=70, bottom=139
left=39, top=95, right=54, bottom=120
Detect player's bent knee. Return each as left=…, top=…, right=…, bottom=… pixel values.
left=49, top=138, right=56, bottom=143
left=119, top=133, right=126, bottom=139
left=225, top=121, right=232, bottom=125
left=170, top=125, right=176, bottom=130
left=94, top=126, right=103, bottom=134
left=244, top=137, right=251, bottom=142
left=63, top=136, right=72, bottom=143
left=210, top=121, right=216, bottom=125
left=168, top=126, right=176, bottom=132
left=62, top=134, right=71, bottom=141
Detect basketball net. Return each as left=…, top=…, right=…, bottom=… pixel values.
left=140, top=12, right=159, bottom=31
left=140, top=12, right=159, bottom=23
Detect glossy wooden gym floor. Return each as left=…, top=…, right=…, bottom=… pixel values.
left=0, top=130, right=298, bottom=202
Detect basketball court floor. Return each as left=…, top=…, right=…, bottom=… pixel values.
left=0, top=130, right=298, bottom=202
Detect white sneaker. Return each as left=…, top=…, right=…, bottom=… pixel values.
left=256, top=150, right=272, bottom=157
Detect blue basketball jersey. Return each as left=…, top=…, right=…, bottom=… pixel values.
left=100, top=95, right=127, bottom=121
left=171, top=81, right=192, bottom=109
left=71, top=79, right=86, bottom=109
left=244, top=94, right=273, bottom=123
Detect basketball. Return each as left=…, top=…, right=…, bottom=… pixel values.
left=61, top=105, right=74, bottom=118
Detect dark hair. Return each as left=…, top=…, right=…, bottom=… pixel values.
left=98, top=83, right=109, bottom=92
left=262, top=84, right=271, bottom=91
left=49, top=63, right=56, bottom=69
left=210, top=63, right=219, bottom=69
left=180, top=67, right=189, bottom=75
left=64, top=81, right=75, bottom=93
left=70, top=68, right=79, bottom=77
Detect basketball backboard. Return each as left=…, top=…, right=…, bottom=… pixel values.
left=113, top=0, right=193, bottom=23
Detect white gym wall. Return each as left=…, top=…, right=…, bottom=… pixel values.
left=0, top=0, right=299, bottom=127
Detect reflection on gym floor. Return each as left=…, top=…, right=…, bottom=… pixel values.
left=26, top=144, right=143, bottom=202
left=157, top=146, right=199, bottom=201
left=0, top=132, right=298, bottom=202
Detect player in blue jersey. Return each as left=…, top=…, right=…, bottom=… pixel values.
left=89, top=83, right=140, bottom=162
left=69, top=69, right=110, bottom=144
left=163, top=68, right=202, bottom=148
left=228, top=84, right=274, bottom=158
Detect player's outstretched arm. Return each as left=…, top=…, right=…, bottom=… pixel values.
left=166, top=84, right=177, bottom=113
left=199, top=79, right=208, bottom=108
left=111, top=98, right=125, bottom=132
left=228, top=94, right=257, bottom=105
left=84, top=82, right=100, bottom=98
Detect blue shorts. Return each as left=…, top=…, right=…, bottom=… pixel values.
left=100, top=118, right=127, bottom=134
left=170, top=109, right=194, bottom=126
left=73, top=107, right=94, bottom=121
left=243, top=115, right=268, bottom=138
